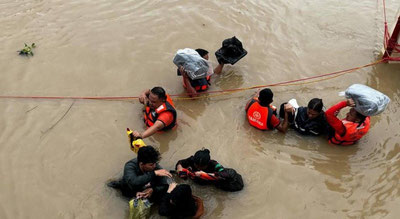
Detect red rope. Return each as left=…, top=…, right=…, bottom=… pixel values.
left=0, top=60, right=385, bottom=101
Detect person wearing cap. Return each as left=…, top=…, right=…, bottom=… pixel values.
left=325, top=99, right=370, bottom=145
left=108, top=146, right=172, bottom=202
left=179, top=48, right=225, bottom=97
left=158, top=183, right=204, bottom=218
left=132, top=87, right=177, bottom=139
left=245, top=88, right=290, bottom=132
left=279, top=98, right=328, bottom=136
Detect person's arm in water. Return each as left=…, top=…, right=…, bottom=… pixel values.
left=132, top=120, right=164, bottom=139
left=325, top=100, right=352, bottom=136
left=214, top=63, right=225, bottom=74
left=180, top=67, right=198, bottom=97
left=158, top=183, right=177, bottom=216
left=275, top=104, right=290, bottom=133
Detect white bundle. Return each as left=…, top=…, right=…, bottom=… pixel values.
left=173, top=48, right=209, bottom=80
left=345, top=84, right=390, bottom=116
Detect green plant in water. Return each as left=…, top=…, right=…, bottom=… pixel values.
left=18, top=43, right=36, bottom=56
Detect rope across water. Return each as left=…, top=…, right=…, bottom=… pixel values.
left=0, top=59, right=385, bottom=101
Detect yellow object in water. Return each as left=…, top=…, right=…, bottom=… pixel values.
left=127, top=128, right=146, bottom=153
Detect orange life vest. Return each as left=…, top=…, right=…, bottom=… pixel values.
left=143, top=95, right=176, bottom=131
left=246, top=98, right=276, bottom=130
left=329, top=117, right=370, bottom=146
left=183, top=76, right=211, bottom=92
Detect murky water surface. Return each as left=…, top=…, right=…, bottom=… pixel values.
left=1, top=0, right=400, bottom=218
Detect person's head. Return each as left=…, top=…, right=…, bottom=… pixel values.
left=137, top=146, right=160, bottom=172
left=346, top=108, right=366, bottom=124
left=170, top=184, right=194, bottom=206
left=149, top=87, right=167, bottom=109
left=196, top=48, right=209, bottom=60
left=307, top=98, right=324, bottom=120
left=193, top=149, right=210, bottom=170
left=258, top=88, right=273, bottom=107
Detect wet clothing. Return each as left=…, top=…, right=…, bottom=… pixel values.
left=280, top=104, right=328, bottom=136
left=159, top=193, right=197, bottom=219
left=114, top=158, right=168, bottom=202
left=326, top=101, right=371, bottom=145
left=246, top=98, right=280, bottom=130
left=175, top=156, right=224, bottom=185
left=143, top=94, right=177, bottom=131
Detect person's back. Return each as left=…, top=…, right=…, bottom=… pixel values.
left=159, top=184, right=199, bottom=218
left=246, top=88, right=289, bottom=132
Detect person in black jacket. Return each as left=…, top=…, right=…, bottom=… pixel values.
left=108, top=146, right=171, bottom=203
left=158, top=183, right=199, bottom=218
left=280, top=98, right=328, bottom=136
left=175, top=149, right=244, bottom=192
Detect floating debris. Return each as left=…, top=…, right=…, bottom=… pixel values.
left=18, top=43, right=36, bottom=56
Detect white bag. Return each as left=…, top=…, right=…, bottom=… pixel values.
left=173, top=48, right=209, bottom=80
left=344, top=84, right=390, bottom=116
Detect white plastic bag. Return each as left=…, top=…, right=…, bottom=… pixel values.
left=173, top=48, right=209, bottom=80
left=344, top=84, right=390, bottom=116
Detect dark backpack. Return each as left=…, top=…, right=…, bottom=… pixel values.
left=215, top=168, right=244, bottom=192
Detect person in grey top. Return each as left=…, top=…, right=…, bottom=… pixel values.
left=108, top=146, right=172, bottom=203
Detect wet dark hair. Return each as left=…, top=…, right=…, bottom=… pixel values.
left=193, top=149, right=210, bottom=166
left=137, top=146, right=160, bottom=164
left=195, top=48, right=209, bottom=58
left=307, top=98, right=324, bottom=113
left=170, top=184, right=196, bottom=216
left=258, top=88, right=273, bottom=107
left=150, top=87, right=167, bottom=101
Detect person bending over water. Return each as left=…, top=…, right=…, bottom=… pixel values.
left=281, top=98, right=328, bottom=136
left=132, top=87, right=177, bottom=139
left=179, top=48, right=225, bottom=96
left=325, top=99, right=370, bottom=146
left=175, top=149, right=244, bottom=191
left=159, top=183, right=204, bottom=219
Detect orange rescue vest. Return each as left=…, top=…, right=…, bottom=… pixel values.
left=246, top=99, right=276, bottom=130
left=329, top=117, right=370, bottom=146
left=143, top=95, right=176, bottom=131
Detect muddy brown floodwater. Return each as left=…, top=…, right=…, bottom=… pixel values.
left=1, top=0, right=400, bottom=218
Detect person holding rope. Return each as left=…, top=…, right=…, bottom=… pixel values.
left=325, top=99, right=370, bottom=146
left=245, top=88, right=290, bottom=132
left=132, top=87, right=177, bottom=139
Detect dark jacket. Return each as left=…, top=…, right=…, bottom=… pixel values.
left=158, top=193, right=197, bottom=219
left=175, top=156, right=224, bottom=185
left=292, top=107, right=328, bottom=136
left=119, top=158, right=168, bottom=201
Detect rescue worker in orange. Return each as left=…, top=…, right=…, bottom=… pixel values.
left=325, top=99, right=370, bottom=146
left=179, top=49, right=225, bottom=97
left=245, top=88, right=290, bottom=132
left=132, top=87, right=177, bottom=139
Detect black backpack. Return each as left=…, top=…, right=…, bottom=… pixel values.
left=215, top=168, right=244, bottom=192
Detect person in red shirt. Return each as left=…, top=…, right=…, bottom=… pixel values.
left=245, top=88, right=290, bottom=132
left=132, top=87, right=177, bottom=139
left=325, top=99, right=370, bottom=145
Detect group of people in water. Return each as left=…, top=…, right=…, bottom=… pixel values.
left=108, top=47, right=371, bottom=218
